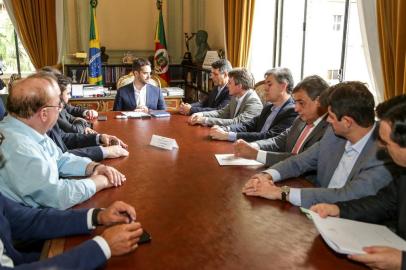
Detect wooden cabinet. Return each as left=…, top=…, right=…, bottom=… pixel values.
left=69, top=96, right=182, bottom=112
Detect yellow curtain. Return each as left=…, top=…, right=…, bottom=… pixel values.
left=224, top=0, right=255, bottom=68
left=11, top=0, right=58, bottom=69
left=377, top=0, right=406, bottom=99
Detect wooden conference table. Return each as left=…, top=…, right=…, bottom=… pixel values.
left=43, top=112, right=366, bottom=270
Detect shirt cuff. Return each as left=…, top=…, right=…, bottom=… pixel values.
left=250, top=142, right=260, bottom=150
left=83, top=110, right=89, bottom=117
left=93, top=236, right=111, bottom=260
left=96, top=134, right=101, bottom=145
left=288, top=188, right=302, bottom=206
left=262, top=168, right=281, bottom=182
left=100, top=146, right=107, bottom=159
left=228, top=132, right=237, bottom=141
left=87, top=208, right=96, bottom=229
left=256, top=150, right=267, bottom=164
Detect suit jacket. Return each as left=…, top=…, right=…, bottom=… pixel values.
left=226, top=97, right=297, bottom=142
left=0, top=98, right=5, bottom=121
left=201, top=89, right=263, bottom=126
left=65, top=103, right=86, bottom=117
left=0, top=193, right=106, bottom=269
left=190, top=85, right=231, bottom=114
left=256, top=115, right=329, bottom=166
left=265, top=125, right=395, bottom=208
left=47, top=123, right=103, bottom=161
left=113, top=83, right=166, bottom=111
left=338, top=173, right=406, bottom=270
left=58, top=108, right=91, bottom=134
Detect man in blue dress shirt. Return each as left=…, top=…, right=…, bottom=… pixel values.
left=0, top=72, right=126, bottom=210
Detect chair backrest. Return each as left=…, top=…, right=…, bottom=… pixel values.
left=254, top=80, right=267, bottom=104
left=116, top=73, right=161, bottom=89
left=116, top=73, right=134, bottom=89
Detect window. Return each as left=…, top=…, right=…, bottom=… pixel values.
left=333, top=15, right=342, bottom=31
left=0, top=0, right=34, bottom=77
left=249, top=0, right=376, bottom=98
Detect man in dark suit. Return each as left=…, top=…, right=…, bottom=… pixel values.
left=179, top=59, right=232, bottom=115
left=243, top=81, right=395, bottom=208
left=311, top=95, right=406, bottom=270
left=234, top=75, right=329, bottom=166
left=0, top=142, right=143, bottom=269
left=209, top=68, right=297, bottom=142
left=47, top=122, right=129, bottom=162
left=113, top=58, right=166, bottom=112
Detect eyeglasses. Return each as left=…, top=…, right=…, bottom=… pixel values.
left=43, top=100, right=64, bottom=112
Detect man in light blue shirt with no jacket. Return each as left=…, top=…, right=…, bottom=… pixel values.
left=0, top=72, right=126, bottom=210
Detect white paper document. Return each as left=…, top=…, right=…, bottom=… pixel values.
left=122, top=111, right=150, bottom=118
left=215, top=154, right=263, bottom=166
left=307, top=210, right=406, bottom=254
left=150, top=134, right=179, bottom=150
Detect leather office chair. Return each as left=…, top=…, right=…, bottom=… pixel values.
left=254, top=80, right=267, bottom=104
left=116, top=73, right=161, bottom=89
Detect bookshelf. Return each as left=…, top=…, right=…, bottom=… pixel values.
left=182, top=65, right=213, bottom=103
left=64, top=64, right=133, bottom=89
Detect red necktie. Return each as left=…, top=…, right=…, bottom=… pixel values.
left=291, top=123, right=314, bottom=154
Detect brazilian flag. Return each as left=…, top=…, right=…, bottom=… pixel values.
left=88, top=0, right=102, bottom=85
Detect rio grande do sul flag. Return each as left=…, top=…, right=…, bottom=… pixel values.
left=154, top=1, right=169, bottom=86
left=88, top=0, right=102, bottom=85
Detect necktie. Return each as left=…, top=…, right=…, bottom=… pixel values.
left=291, top=123, right=314, bottom=154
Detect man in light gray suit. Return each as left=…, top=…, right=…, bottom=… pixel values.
left=188, top=68, right=263, bottom=126
left=234, top=75, right=330, bottom=166
left=242, top=81, right=395, bottom=208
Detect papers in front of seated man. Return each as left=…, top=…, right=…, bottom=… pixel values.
left=307, top=209, right=406, bottom=255
left=150, top=134, right=178, bottom=150
left=215, top=154, right=263, bottom=166
left=122, top=111, right=151, bottom=119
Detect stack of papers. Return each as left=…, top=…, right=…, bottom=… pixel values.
left=215, top=154, right=262, bottom=166
left=306, top=209, right=406, bottom=254
left=162, top=87, right=184, bottom=97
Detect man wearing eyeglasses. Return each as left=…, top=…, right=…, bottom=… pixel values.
left=0, top=72, right=126, bottom=210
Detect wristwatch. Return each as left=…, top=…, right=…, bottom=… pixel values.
left=281, top=186, right=290, bottom=202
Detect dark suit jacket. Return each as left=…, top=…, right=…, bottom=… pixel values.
left=338, top=173, right=406, bottom=270
left=266, top=125, right=396, bottom=208
left=190, top=86, right=231, bottom=114
left=227, top=97, right=297, bottom=142
left=113, top=83, right=166, bottom=111
left=0, top=193, right=106, bottom=269
left=65, top=103, right=86, bottom=117
left=47, top=123, right=103, bottom=161
left=0, top=98, right=5, bottom=121
left=58, top=107, right=91, bottom=134
left=256, top=115, right=329, bottom=166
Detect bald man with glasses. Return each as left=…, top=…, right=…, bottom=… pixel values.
left=0, top=72, right=126, bottom=210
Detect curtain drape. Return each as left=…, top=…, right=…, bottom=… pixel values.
left=10, top=0, right=58, bottom=69
left=357, top=0, right=385, bottom=103
left=377, top=0, right=406, bottom=99
left=224, top=0, right=255, bottom=68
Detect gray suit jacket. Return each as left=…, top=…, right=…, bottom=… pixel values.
left=264, top=124, right=395, bottom=208
left=256, top=116, right=329, bottom=166
left=201, top=89, right=263, bottom=126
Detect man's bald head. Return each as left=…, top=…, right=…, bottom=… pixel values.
left=7, top=72, right=60, bottom=118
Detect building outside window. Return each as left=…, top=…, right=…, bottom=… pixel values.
left=0, top=0, right=34, bottom=78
